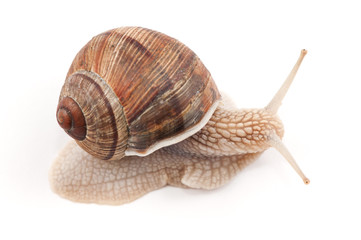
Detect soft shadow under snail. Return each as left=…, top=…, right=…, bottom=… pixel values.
left=50, top=27, right=309, bottom=205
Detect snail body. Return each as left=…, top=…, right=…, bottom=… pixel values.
left=50, top=27, right=309, bottom=205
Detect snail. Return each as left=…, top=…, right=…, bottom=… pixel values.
left=49, top=27, right=309, bottom=205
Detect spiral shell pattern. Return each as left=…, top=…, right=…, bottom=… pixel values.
left=57, top=27, right=220, bottom=160
left=58, top=70, right=128, bottom=160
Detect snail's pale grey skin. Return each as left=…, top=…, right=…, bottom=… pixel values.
left=49, top=50, right=309, bottom=205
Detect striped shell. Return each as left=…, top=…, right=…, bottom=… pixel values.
left=56, top=27, right=221, bottom=160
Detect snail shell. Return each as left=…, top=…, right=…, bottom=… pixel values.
left=57, top=27, right=221, bottom=160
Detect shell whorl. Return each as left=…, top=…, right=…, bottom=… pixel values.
left=59, top=27, right=220, bottom=159
left=57, top=70, right=128, bottom=160
left=56, top=97, right=86, bottom=140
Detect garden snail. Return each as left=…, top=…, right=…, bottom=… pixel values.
left=49, top=27, right=309, bottom=205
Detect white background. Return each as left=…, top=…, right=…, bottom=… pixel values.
left=1, top=0, right=360, bottom=239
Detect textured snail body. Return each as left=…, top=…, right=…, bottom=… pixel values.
left=57, top=27, right=220, bottom=160
left=51, top=27, right=309, bottom=205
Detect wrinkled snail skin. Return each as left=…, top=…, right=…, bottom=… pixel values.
left=169, top=106, right=284, bottom=157
left=51, top=27, right=309, bottom=205
left=49, top=102, right=285, bottom=205
left=49, top=102, right=269, bottom=205
left=49, top=140, right=262, bottom=205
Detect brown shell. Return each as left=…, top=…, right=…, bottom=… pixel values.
left=58, top=70, right=129, bottom=160
left=59, top=27, right=220, bottom=159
